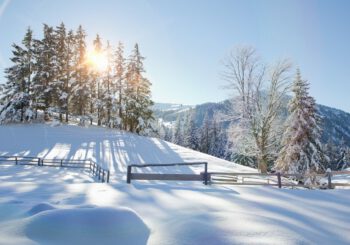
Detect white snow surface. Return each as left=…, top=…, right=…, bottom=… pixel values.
left=0, top=123, right=349, bottom=245
left=0, top=123, right=254, bottom=182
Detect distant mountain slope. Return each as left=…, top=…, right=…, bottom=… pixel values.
left=154, top=101, right=350, bottom=147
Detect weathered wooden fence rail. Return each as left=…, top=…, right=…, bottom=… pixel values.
left=209, top=171, right=350, bottom=189
left=0, top=155, right=109, bottom=183
left=126, top=162, right=209, bottom=185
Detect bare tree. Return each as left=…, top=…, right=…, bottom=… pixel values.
left=222, top=46, right=291, bottom=172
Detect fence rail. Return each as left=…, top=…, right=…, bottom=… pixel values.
left=209, top=171, right=350, bottom=189
left=126, top=162, right=209, bottom=185
left=0, top=155, right=109, bottom=183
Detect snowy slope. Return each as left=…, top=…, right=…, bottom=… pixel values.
left=1, top=123, right=350, bottom=245
left=0, top=123, right=254, bottom=182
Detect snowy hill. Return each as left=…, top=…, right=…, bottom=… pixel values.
left=0, top=123, right=350, bottom=244
left=0, top=123, right=253, bottom=182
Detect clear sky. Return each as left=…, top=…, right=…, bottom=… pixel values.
left=0, top=0, right=350, bottom=112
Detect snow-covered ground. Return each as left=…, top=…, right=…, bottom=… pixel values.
left=0, top=123, right=350, bottom=244
left=0, top=123, right=254, bottom=182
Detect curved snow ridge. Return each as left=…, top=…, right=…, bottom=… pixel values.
left=24, top=206, right=150, bottom=245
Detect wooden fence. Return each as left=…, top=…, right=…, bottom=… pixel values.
left=126, top=162, right=209, bottom=185
left=209, top=171, right=350, bottom=189
left=0, top=155, right=110, bottom=183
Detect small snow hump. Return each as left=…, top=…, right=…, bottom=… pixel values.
left=26, top=203, right=56, bottom=216
left=24, top=207, right=150, bottom=245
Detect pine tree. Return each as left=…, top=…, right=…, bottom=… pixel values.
left=0, top=27, right=34, bottom=123
left=32, top=24, right=56, bottom=120
left=125, top=43, right=153, bottom=133
left=275, top=69, right=326, bottom=175
left=113, top=41, right=126, bottom=129
left=183, top=109, right=199, bottom=150
left=53, top=22, right=67, bottom=121
left=70, top=25, right=90, bottom=118
left=172, top=115, right=184, bottom=145
left=104, top=41, right=114, bottom=127
left=199, top=113, right=211, bottom=153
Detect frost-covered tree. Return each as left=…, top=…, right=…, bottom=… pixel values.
left=275, top=69, right=326, bottom=175
left=0, top=27, right=34, bottom=123
left=172, top=115, right=184, bottom=145
left=183, top=109, right=199, bottom=150
left=32, top=24, right=57, bottom=120
left=113, top=41, right=126, bottom=129
left=103, top=41, right=114, bottom=126
left=124, top=43, right=153, bottom=133
left=70, top=25, right=90, bottom=117
left=223, top=46, right=291, bottom=172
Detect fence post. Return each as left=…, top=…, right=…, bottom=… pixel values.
left=277, top=172, right=282, bottom=188
left=60, top=159, right=63, bottom=167
left=326, top=168, right=332, bottom=189
left=15, top=157, right=18, bottom=165
left=38, top=158, right=41, bottom=166
left=107, top=170, right=110, bottom=183
left=127, top=165, right=132, bottom=184
left=204, top=162, right=208, bottom=185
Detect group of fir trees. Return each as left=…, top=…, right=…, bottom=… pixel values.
left=163, top=109, right=228, bottom=158
left=0, top=23, right=153, bottom=134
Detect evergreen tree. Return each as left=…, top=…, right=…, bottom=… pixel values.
left=70, top=25, right=89, bottom=117
left=125, top=43, right=153, bottom=133
left=275, top=69, right=326, bottom=175
left=0, top=27, right=34, bottom=123
left=183, top=109, right=199, bottom=150
left=113, top=41, right=126, bottom=129
left=53, top=22, right=67, bottom=121
left=32, top=24, right=56, bottom=120
left=104, top=41, right=114, bottom=127
left=172, top=115, right=184, bottom=145
left=199, top=113, right=211, bottom=153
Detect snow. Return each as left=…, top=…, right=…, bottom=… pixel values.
left=0, top=123, right=253, bottom=182
left=0, top=123, right=350, bottom=244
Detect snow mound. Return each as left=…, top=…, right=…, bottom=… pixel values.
left=24, top=207, right=150, bottom=245
left=27, top=203, right=56, bottom=216
left=160, top=217, right=232, bottom=245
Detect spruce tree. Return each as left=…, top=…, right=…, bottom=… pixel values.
left=0, top=27, right=34, bottom=122
left=32, top=24, right=56, bottom=120
left=70, top=25, right=89, bottom=118
left=113, top=41, right=126, bottom=129
left=125, top=43, right=153, bottom=133
left=183, top=109, right=199, bottom=150
left=275, top=69, right=326, bottom=175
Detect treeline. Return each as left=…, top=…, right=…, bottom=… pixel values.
left=154, top=108, right=229, bottom=159
left=0, top=23, right=153, bottom=134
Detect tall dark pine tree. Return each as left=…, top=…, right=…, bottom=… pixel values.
left=103, top=41, right=114, bottom=127
left=88, top=34, right=105, bottom=125
left=125, top=43, right=153, bottom=133
left=32, top=24, right=56, bottom=120
left=71, top=25, right=89, bottom=118
left=275, top=69, right=326, bottom=176
left=184, top=109, right=199, bottom=150
left=113, top=41, right=126, bottom=129
left=53, top=22, right=67, bottom=121
left=0, top=28, right=34, bottom=122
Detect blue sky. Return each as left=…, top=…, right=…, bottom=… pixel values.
left=1, top=0, right=350, bottom=112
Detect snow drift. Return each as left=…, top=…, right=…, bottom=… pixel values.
left=24, top=206, right=149, bottom=245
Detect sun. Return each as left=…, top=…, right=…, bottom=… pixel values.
left=86, top=49, right=108, bottom=72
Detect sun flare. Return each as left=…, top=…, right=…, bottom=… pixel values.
left=86, top=50, right=108, bottom=72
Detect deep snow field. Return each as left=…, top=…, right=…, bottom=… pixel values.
left=0, top=123, right=350, bottom=245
